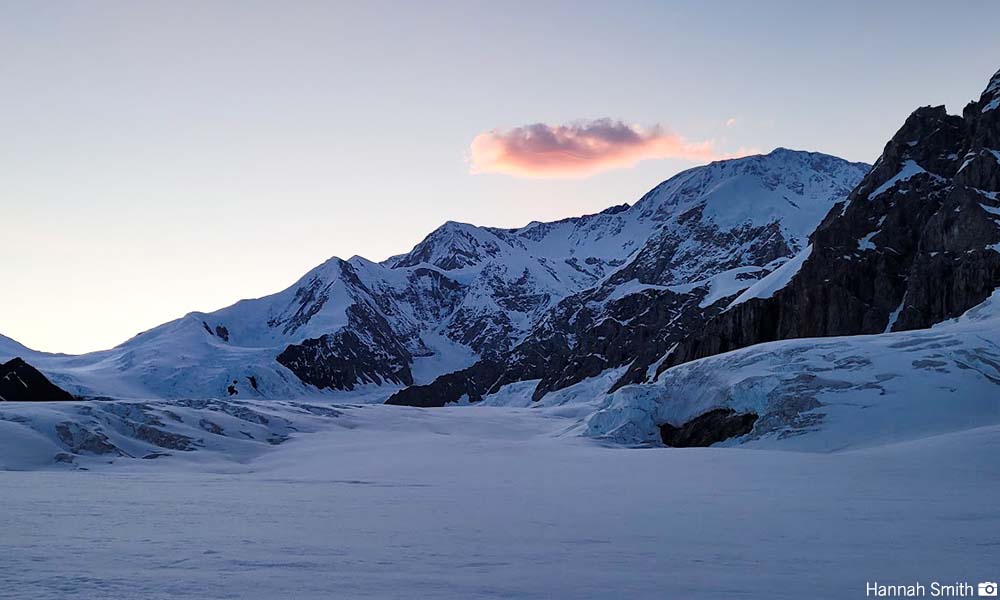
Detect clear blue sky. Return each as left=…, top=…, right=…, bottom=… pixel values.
left=3, top=0, right=999, bottom=353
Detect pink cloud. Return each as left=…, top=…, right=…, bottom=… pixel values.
left=469, top=119, right=742, bottom=178
left=726, top=117, right=737, bottom=127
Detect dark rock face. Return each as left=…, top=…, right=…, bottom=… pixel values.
left=386, top=361, right=503, bottom=407
left=659, top=409, right=759, bottom=447
left=485, top=287, right=726, bottom=401
left=519, top=216, right=798, bottom=398
left=269, top=258, right=469, bottom=392
left=203, top=321, right=231, bottom=342
left=0, top=358, right=75, bottom=402
left=664, top=71, right=1000, bottom=372
left=278, top=303, right=414, bottom=391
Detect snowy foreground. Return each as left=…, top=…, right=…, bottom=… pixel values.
left=2, top=403, right=999, bottom=600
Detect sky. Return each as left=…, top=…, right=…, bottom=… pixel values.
left=2, top=1, right=1000, bottom=354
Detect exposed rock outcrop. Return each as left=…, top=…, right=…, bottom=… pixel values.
left=278, top=303, right=415, bottom=391
left=384, top=360, right=503, bottom=408
left=0, top=358, right=75, bottom=402
left=55, top=422, right=122, bottom=455
left=659, top=409, right=759, bottom=447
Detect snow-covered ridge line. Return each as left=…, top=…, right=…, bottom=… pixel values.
left=1, top=149, right=869, bottom=401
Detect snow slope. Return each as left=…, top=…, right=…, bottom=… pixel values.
left=1, top=290, right=996, bottom=600
left=0, top=401, right=997, bottom=599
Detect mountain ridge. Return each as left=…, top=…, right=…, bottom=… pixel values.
left=387, top=149, right=869, bottom=406
left=662, top=68, right=1000, bottom=372
left=574, top=65, right=1000, bottom=447
left=1, top=149, right=868, bottom=401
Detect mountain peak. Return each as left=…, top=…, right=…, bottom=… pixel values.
left=762, top=147, right=866, bottom=167
left=632, top=149, right=870, bottom=235
left=385, top=219, right=507, bottom=271
left=765, top=147, right=797, bottom=157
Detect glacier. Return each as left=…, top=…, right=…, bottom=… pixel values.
left=0, top=397, right=997, bottom=599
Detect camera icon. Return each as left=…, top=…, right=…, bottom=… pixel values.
left=979, top=582, right=998, bottom=597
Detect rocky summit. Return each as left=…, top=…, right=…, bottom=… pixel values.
left=663, top=67, right=1000, bottom=371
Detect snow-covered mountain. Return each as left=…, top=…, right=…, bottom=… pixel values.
left=666, top=67, right=1000, bottom=369
left=1, top=149, right=867, bottom=401
left=388, top=149, right=868, bottom=405
left=567, top=66, right=1000, bottom=448
left=4, top=67, right=999, bottom=462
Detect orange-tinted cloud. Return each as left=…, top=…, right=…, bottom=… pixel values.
left=469, top=119, right=741, bottom=178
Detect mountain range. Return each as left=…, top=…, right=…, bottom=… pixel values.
left=3, top=66, right=999, bottom=452
left=1, top=149, right=868, bottom=403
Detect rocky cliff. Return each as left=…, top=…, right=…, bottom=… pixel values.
left=662, top=68, right=1000, bottom=373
